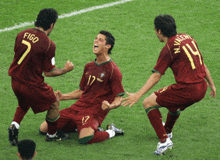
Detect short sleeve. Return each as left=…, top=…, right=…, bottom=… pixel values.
left=153, top=45, right=172, bottom=75
left=43, top=40, right=56, bottom=72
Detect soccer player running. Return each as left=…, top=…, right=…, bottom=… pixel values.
left=39, top=30, right=125, bottom=144
left=122, top=14, right=216, bottom=155
left=8, top=8, right=74, bottom=146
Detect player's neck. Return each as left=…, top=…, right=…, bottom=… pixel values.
left=95, top=54, right=111, bottom=64
left=35, top=27, right=48, bottom=35
left=164, top=37, right=168, bottom=43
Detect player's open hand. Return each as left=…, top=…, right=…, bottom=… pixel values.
left=101, top=100, right=111, bottom=110
left=122, top=92, right=141, bottom=107
left=64, top=60, right=74, bottom=72
left=208, top=84, right=216, bottom=98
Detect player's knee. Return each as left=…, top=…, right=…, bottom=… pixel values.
left=143, top=94, right=158, bottom=109
left=143, top=99, right=153, bottom=109
left=78, top=135, right=94, bottom=144
left=39, top=121, right=48, bottom=134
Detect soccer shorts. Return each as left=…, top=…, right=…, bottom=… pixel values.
left=57, top=107, right=101, bottom=134
left=154, top=80, right=207, bottom=112
left=11, top=79, right=56, bottom=114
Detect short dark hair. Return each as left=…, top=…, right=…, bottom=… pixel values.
left=34, top=8, right=58, bottom=30
left=18, top=139, right=36, bottom=159
left=154, top=14, right=177, bottom=38
left=99, top=30, right=115, bottom=54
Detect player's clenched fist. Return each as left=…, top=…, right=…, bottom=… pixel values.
left=101, top=100, right=111, bottom=110
left=64, top=60, right=74, bottom=72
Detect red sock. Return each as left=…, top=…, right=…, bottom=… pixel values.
left=88, top=131, right=109, bottom=144
left=12, top=106, right=30, bottom=124
left=165, top=111, right=180, bottom=133
left=46, top=119, right=59, bottom=135
left=147, top=109, right=168, bottom=143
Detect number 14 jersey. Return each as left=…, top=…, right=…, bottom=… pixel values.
left=153, top=34, right=206, bottom=84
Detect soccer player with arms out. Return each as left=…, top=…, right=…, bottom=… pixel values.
left=8, top=8, right=74, bottom=145
left=122, top=14, right=216, bottom=155
left=39, top=30, right=125, bottom=144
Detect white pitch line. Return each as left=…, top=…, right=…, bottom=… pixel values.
left=0, top=0, right=133, bottom=33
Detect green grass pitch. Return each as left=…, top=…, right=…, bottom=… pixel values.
left=0, top=0, right=219, bottom=159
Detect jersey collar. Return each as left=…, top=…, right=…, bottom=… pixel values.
left=95, top=59, right=111, bottom=66
left=34, top=28, right=46, bottom=34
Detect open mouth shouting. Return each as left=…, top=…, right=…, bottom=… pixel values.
left=93, top=44, right=99, bottom=52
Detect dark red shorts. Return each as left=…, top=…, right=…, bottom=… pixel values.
left=12, top=79, right=56, bottom=114
left=57, top=107, right=100, bottom=134
left=154, top=81, right=207, bottom=112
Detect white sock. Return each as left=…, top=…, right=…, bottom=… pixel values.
left=106, top=130, right=116, bottom=138
left=47, top=132, right=57, bottom=138
left=11, top=121, right=20, bottom=129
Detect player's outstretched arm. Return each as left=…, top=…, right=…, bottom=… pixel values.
left=55, top=89, right=83, bottom=101
left=44, top=60, right=74, bottom=77
left=122, top=72, right=161, bottom=107
left=101, top=96, right=122, bottom=110
left=204, top=64, right=216, bottom=98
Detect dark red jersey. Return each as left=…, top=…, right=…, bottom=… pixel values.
left=72, top=59, right=125, bottom=112
left=153, top=34, right=206, bottom=84
left=8, top=28, right=56, bottom=85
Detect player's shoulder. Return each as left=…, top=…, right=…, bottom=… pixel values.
left=87, top=61, right=95, bottom=65
left=109, top=60, right=122, bottom=73
left=85, top=61, right=95, bottom=68
left=169, top=33, right=194, bottom=42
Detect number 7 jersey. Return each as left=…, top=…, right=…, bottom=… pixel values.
left=8, top=28, right=56, bottom=85
left=153, top=34, right=206, bottom=83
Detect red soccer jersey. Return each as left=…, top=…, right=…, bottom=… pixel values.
left=72, top=59, right=125, bottom=112
left=8, top=28, right=56, bottom=85
left=153, top=34, right=206, bottom=83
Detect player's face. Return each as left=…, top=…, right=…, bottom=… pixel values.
left=93, top=34, right=109, bottom=55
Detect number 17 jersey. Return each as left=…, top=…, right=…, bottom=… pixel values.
left=73, top=59, right=125, bottom=111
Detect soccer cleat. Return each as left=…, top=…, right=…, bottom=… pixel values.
left=8, top=124, right=19, bottom=146
left=39, top=129, right=47, bottom=135
left=46, top=131, right=70, bottom=142
left=154, top=138, right=174, bottom=155
left=162, top=122, right=173, bottom=139
left=97, top=127, right=104, bottom=132
left=106, top=123, right=124, bottom=136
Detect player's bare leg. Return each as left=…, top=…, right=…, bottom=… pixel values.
left=39, top=121, right=48, bottom=135
left=78, top=127, right=95, bottom=144
left=143, top=93, right=173, bottom=155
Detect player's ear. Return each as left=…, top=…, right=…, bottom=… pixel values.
left=157, top=29, right=161, bottom=34
left=33, top=151, right=37, bottom=158
left=50, top=23, right=55, bottom=29
left=105, top=44, right=111, bottom=50
left=17, top=152, right=21, bottom=158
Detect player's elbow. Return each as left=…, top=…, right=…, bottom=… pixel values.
left=44, top=72, right=52, bottom=77
left=153, top=72, right=162, bottom=82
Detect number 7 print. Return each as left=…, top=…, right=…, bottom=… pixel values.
left=17, top=40, right=31, bottom=65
